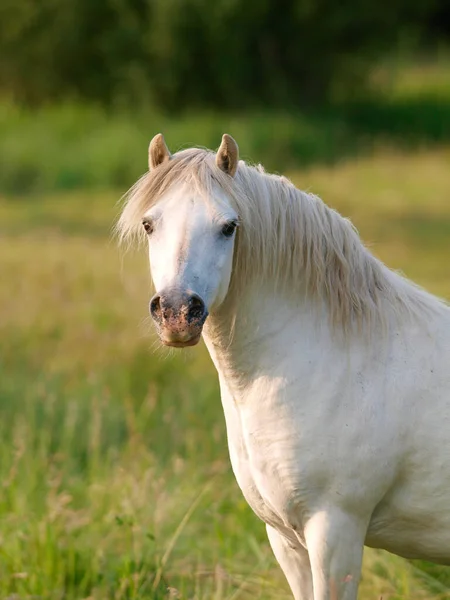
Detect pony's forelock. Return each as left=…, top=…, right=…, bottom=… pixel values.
left=116, top=149, right=240, bottom=246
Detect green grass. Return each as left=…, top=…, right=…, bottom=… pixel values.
left=1, top=147, right=450, bottom=598
left=1, top=57, right=450, bottom=195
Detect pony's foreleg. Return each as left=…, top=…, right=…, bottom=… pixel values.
left=266, top=525, right=314, bottom=600
left=304, top=509, right=366, bottom=600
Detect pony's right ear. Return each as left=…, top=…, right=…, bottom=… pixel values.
left=148, top=133, right=171, bottom=171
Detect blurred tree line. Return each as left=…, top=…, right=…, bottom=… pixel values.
left=0, top=0, right=448, bottom=111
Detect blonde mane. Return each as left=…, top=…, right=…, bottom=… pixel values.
left=118, top=147, right=446, bottom=334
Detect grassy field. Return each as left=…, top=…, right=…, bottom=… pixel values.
left=1, top=147, right=450, bottom=599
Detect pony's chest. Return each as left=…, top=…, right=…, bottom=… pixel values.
left=224, top=401, right=310, bottom=531
left=228, top=431, right=288, bottom=529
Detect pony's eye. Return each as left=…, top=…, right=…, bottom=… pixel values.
left=221, top=220, right=237, bottom=238
left=142, top=220, right=154, bottom=234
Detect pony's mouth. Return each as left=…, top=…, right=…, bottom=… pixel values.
left=160, top=333, right=202, bottom=348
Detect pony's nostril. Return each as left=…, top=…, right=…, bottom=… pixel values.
left=150, top=295, right=161, bottom=319
left=187, top=294, right=206, bottom=321
left=189, top=296, right=203, bottom=309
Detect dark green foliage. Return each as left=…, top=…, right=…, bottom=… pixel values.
left=0, top=0, right=442, bottom=110
left=1, top=89, right=450, bottom=194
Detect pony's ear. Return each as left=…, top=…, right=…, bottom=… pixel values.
left=148, top=133, right=171, bottom=171
left=216, top=134, right=239, bottom=177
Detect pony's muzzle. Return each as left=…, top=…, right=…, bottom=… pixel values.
left=150, top=290, right=208, bottom=347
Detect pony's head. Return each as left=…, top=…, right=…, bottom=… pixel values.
left=119, top=133, right=241, bottom=347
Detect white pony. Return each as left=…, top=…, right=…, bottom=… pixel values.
left=118, top=134, right=450, bottom=600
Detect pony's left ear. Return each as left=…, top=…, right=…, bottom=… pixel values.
left=216, top=134, right=239, bottom=177
left=148, top=133, right=171, bottom=171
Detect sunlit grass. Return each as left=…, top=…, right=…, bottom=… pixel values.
left=0, top=147, right=449, bottom=598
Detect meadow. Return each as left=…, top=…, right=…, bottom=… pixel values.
left=1, top=143, right=450, bottom=598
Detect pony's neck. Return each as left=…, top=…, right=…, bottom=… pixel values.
left=202, top=283, right=332, bottom=392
